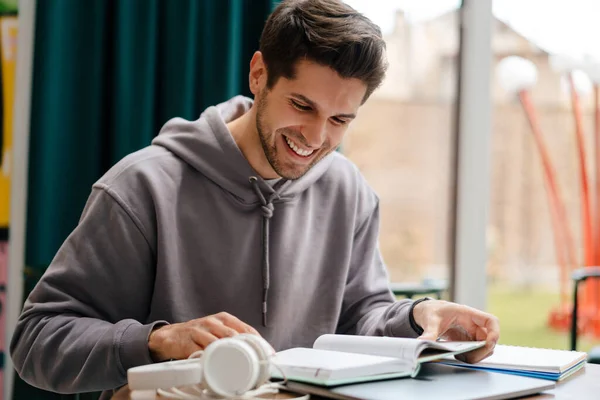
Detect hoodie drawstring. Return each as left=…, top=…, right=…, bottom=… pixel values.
left=249, top=176, right=275, bottom=327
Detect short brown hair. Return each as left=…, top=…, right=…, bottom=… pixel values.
left=259, top=0, right=388, bottom=102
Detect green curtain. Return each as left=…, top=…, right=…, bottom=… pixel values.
left=26, top=0, right=275, bottom=269
left=17, top=0, right=277, bottom=398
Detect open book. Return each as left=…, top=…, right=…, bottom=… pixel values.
left=440, top=344, right=588, bottom=381
left=271, top=334, right=485, bottom=386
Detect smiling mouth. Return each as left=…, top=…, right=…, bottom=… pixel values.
left=284, top=136, right=315, bottom=158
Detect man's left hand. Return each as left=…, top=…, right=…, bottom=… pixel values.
left=412, top=299, right=500, bottom=364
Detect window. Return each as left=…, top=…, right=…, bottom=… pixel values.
left=344, top=0, right=461, bottom=287
left=489, top=0, right=600, bottom=351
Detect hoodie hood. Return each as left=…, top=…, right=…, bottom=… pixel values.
left=152, top=95, right=337, bottom=326
left=152, top=95, right=335, bottom=205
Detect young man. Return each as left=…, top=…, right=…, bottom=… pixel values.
left=11, top=0, right=499, bottom=397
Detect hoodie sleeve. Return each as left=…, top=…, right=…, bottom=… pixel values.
left=336, top=199, right=421, bottom=338
left=10, top=186, right=167, bottom=394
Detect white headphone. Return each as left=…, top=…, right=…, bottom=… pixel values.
left=200, top=333, right=274, bottom=396
left=128, top=334, right=304, bottom=399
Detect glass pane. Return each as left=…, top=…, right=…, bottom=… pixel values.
left=344, top=0, right=461, bottom=294
left=489, top=0, right=600, bottom=352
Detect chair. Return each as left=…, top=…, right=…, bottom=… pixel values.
left=570, top=267, right=600, bottom=364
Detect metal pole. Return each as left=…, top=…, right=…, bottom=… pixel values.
left=450, top=0, right=493, bottom=310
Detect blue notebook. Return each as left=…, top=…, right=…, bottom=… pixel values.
left=440, top=344, right=588, bottom=381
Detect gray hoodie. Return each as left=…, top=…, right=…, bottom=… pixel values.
left=10, top=96, right=418, bottom=397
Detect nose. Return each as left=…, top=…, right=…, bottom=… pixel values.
left=302, top=119, right=327, bottom=149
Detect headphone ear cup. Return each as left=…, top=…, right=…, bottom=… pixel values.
left=201, top=338, right=260, bottom=397
left=235, top=334, right=275, bottom=387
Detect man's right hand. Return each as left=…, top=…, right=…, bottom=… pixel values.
left=148, top=312, right=261, bottom=362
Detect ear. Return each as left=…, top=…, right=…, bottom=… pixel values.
left=249, top=51, right=267, bottom=96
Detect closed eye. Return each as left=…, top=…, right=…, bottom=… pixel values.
left=331, top=117, right=349, bottom=126
left=291, top=100, right=312, bottom=112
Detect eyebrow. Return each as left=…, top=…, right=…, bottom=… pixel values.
left=291, top=92, right=356, bottom=120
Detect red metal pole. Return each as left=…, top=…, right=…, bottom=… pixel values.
left=568, top=74, right=595, bottom=334
left=519, top=90, right=576, bottom=306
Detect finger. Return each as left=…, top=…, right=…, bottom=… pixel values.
left=459, top=345, right=495, bottom=364
left=456, top=328, right=497, bottom=364
left=178, top=341, right=205, bottom=360
left=200, top=317, right=240, bottom=339
left=442, top=325, right=474, bottom=342
left=471, top=312, right=500, bottom=345
left=451, top=314, right=498, bottom=364
left=417, top=314, right=443, bottom=341
left=214, top=312, right=261, bottom=336
left=455, top=308, right=500, bottom=344
left=473, top=325, right=487, bottom=342
left=190, top=328, right=220, bottom=349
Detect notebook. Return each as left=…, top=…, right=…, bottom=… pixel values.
left=283, top=363, right=556, bottom=400
left=271, top=334, right=485, bottom=386
left=440, top=344, right=588, bottom=381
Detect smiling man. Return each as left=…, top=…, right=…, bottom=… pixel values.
left=232, top=57, right=366, bottom=181
left=10, top=0, right=499, bottom=397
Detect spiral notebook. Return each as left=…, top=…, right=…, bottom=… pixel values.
left=441, top=344, right=588, bottom=381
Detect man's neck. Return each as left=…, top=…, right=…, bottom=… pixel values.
left=227, top=109, right=279, bottom=179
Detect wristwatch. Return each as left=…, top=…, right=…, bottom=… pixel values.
left=408, top=297, right=432, bottom=335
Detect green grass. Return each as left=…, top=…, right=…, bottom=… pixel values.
left=488, top=285, right=598, bottom=353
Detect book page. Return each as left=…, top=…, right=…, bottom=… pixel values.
left=271, top=348, right=413, bottom=385
left=313, top=335, right=486, bottom=364
left=313, top=334, right=424, bottom=362
left=416, top=341, right=486, bottom=362
left=273, top=348, right=406, bottom=373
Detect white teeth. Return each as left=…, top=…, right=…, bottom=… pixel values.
left=285, top=137, right=314, bottom=157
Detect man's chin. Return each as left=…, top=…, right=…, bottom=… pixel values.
left=270, top=149, right=328, bottom=180
left=271, top=162, right=311, bottom=180
left=275, top=168, right=308, bottom=181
